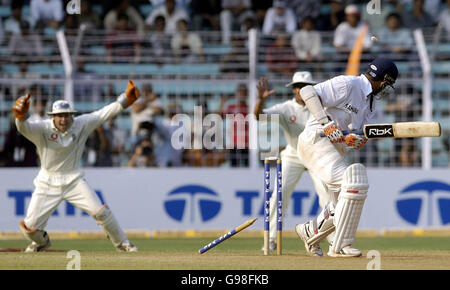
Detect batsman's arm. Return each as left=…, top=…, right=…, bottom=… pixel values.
left=300, top=85, right=345, bottom=143
left=299, top=86, right=328, bottom=124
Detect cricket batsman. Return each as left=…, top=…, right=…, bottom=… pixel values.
left=254, top=72, right=329, bottom=253
left=12, top=80, right=140, bottom=252
left=295, top=57, right=398, bottom=257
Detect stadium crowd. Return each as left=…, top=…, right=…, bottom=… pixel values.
left=0, top=0, right=449, bottom=168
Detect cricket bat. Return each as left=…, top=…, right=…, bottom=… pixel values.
left=321, top=122, right=441, bottom=139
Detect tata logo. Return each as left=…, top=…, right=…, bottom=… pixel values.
left=396, top=181, right=450, bottom=226
left=164, top=185, right=221, bottom=223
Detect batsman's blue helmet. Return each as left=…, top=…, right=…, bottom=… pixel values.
left=366, top=57, right=398, bottom=85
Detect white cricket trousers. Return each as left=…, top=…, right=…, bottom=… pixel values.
left=268, top=146, right=330, bottom=241
left=24, top=178, right=103, bottom=230
left=297, top=130, right=349, bottom=203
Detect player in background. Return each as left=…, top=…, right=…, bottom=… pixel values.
left=254, top=72, right=328, bottom=254
left=12, top=80, right=140, bottom=252
left=295, top=57, right=398, bottom=257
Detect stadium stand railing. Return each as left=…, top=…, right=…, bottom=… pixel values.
left=0, top=24, right=448, bottom=168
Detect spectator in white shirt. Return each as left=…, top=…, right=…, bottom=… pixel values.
left=8, top=21, right=44, bottom=57
left=378, top=13, right=413, bottom=54
left=30, top=0, right=64, bottom=30
left=145, top=0, right=189, bottom=35
left=291, top=17, right=321, bottom=63
left=262, top=0, right=297, bottom=36
left=333, top=4, right=372, bottom=53
left=171, top=19, right=204, bottom=63
left=4, top=3, right=30, bottom=35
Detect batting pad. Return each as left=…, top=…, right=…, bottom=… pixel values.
left=330, top=163, right=368, bottom=254
left=94, top=205, right=127, bottom=247
left=19, top=220, right=49, bottom=246
left=306, top=202, right=335, bottom=246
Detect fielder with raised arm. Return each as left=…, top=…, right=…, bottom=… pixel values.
left=295, top=57, right=398, bottom=257
left=254, top=72, right=328, bottom=254
left=12, top=80, right=140, bottom=252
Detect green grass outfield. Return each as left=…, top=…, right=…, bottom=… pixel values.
left=1, top=237, right=450, bottom=270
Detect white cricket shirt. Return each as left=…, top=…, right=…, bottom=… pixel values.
left=16, top=101, right=124, bottom=187
left=305, top=74, right=376, bottom=133
left=263, top=98, right=310, bottom=151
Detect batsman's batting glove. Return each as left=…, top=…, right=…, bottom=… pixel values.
left=12, top=93, right=31, bottom=121
left=323, top=120, right=345, bottom=143
left=345, top=133, right=368, bottom=150
left=118, top=80, right=140, bottom=109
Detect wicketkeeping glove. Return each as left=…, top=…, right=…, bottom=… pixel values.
left=12, top=93, right=31, bottom=121
left=323, top=120, right=345, bottom=143
left=345, top=133, right=368, bottom=150
left=125, top=80, right=139, bottom=108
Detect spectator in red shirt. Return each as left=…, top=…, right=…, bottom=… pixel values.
left=219, top=83, right=250, bottom=167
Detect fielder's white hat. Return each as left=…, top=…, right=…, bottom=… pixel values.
left=47, top=100, right=77, bottom=115
left=345, top=4, right=359, bottom=15
left=285, top=71, right=315, bottom=87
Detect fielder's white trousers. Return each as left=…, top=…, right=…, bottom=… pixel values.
left=24, top=177, right=103, bottom=230
left=268, top=146, right=330, bottom=241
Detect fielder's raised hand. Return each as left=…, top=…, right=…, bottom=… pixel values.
left=345, top=133, right=367, bottom=150
left=323, top=120, right=345, bottom=143
left=118, top=80, right=140, bottom=109
left=12, top=93, right=31, bottom=121
left=257, top=77, right=276, bottom=100
left=125, top=80, right=139, bottom=107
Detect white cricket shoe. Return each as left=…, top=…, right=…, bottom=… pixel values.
left=24, top=233, right=51, bottom=253
left=117, top=241, right=138, bottom=252
left=327, top=246, right=362, bottom=258
left=260, top=240, right=277, bottom=252
left=295, top=223, right=323, bottom=257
